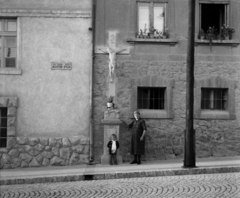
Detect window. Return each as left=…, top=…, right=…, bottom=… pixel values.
left=138, top=87, right=165, bottom=109
left=201, top=88, right=228, bottom=110
left=199, top=3, right=229, bottom=34
left=138, top=2, right=166, bottom=33
left=0, top=19, right=17, bottom=68
left=195, top=76, right=236, bottom=120
left=131, top=76, right=174, bottom=119
left=0, top=107, right=7, bottom=148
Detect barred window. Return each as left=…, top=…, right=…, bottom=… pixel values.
left=0, top=19, right=17, bottom=68
left=138, top=87, right=165, bottom=110
left=201, top=88, right=228, bottom=110
left=0, top=107, right=7, bottom=148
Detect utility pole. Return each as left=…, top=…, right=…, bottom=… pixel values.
left=184, top=0, right=196, bottom=168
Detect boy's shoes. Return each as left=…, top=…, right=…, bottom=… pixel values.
left=114, top=161, right=118, bottom=165
left=130, top=160, right=137, bottom=164
left=137, top=160, right=141, bottom=165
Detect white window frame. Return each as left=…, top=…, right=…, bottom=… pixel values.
left=0, top=17, right=21, bottom=75
left=137, top=1, right=167, bottom=33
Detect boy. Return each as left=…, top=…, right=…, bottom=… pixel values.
left=107, top=134, right=120, bottom=165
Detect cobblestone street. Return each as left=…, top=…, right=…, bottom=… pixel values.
left=1, top=173, right=240, bottom=198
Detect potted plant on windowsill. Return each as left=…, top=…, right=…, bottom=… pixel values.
left=148, top=26, right=156, bottom=39
left=206, top=26, right=218, bottom=51
left=163, top=28, right=169, bottom=39
left=198, top=29, right=205, bottom=40
left=221, top=25, right=235, bottom=40
left=107, top=96, right=114, bottom=109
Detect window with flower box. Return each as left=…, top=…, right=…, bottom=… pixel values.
left=137, top=1, right=168, bottom=39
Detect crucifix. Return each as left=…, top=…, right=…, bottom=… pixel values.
left=99, top=47, right=125, bottom=83
left=97, top=31, right=129, bottom=103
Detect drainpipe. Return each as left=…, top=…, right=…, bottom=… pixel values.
left=88, top=0, right=96, bottom=165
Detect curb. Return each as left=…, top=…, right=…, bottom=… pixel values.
left=1, top=166, right=240, bottom=185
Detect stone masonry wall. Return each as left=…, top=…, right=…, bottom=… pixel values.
left=0, top=136, right=89, bottom=169
left=93, top=58, right=240, bottom=163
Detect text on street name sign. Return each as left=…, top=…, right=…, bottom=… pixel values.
left=51, top=62, right=72, bottom=70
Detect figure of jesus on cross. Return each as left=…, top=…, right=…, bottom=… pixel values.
left=100, top=47, right=125, bottom=83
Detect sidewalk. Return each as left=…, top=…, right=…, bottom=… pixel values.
left=1, top=156, right=240, bottom=185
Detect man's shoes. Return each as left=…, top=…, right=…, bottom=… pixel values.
left=130, top=160, right=137, bottom=164
left=137, top=160, right=141, bottom=165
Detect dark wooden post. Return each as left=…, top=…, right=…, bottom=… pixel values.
left=184, top=0, right=196, bottom=167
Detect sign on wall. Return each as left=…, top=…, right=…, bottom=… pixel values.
left=51, top=62, right=72, bottom=70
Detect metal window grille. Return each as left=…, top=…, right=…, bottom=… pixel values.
left=138, top=87, right=165, bottom=110
left=0, top=107, right=7, bottom=148
left=201, top=88, right=228, bottom=110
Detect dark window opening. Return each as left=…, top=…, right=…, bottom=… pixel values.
left=138, top=87, right=165, bottom=110
left=0, top=107, right=7, bottom=148
left=201, top=88, right=228, bottom=110
left=201, top=4, right=226, bottom=34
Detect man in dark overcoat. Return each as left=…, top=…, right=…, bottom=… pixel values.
left=128, top=111, right=147, bottom=165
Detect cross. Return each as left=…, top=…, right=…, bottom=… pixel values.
left=97, top=31, right=129, bottom=83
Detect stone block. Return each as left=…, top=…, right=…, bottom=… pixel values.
left=60, top=148, right=72, bottom=160
left=8, top=149, right=20, bottom=158
left=80, top=136, right=89, bottom=145
left=17, top=137, right=29, bottom=145
left=29, top=158, right=40, bottom=167
left=1, top=153, right=11, bottom=164
left=21, top=160, right=29, bottom=168
left=11, top=158, right=22, bottom=168
left=69, top=136, right=81, bottom=146
left=62, top=138, right=71, bottom=147
left=7, top=127, right=16, bottom=137
left=42, top=158, right=50, bottom=166
left=7, top=137, right=16, bottom=150
left=83, top=145, right=90, bottom=154
left=25, top=145, right=36, bottom=156
left=49, top=138, right=57, bottom=147
left=52, top=147, right=60, bottom=156
left=28, top=137, right=39, bottom=146
left=42, top=151, right=54, bottom=159
left=69, top=152, right=80, bottom=165
left=0, top=97, right=8, bottom=107
left=56, top=139, right=63, bottom=148
left=79, top=154, right=89, bottom=163
left=8, top=97, right=18, bottom=107
left=7, top=107, right=17, bottom=117
left=45, top=146, right=51, bottom=151
left=7, top=117, right=16, bottom=127
left=34, top=144, right=45, bottom=151
left=19, top=153, right=32, bottom=163
left=50, top=156, right=66, bottom=166
left=36, top=154, right=44, bottom=164
left=72, top=145, right=84, bottom=154
left=39, top=138, right=49, bottom=146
